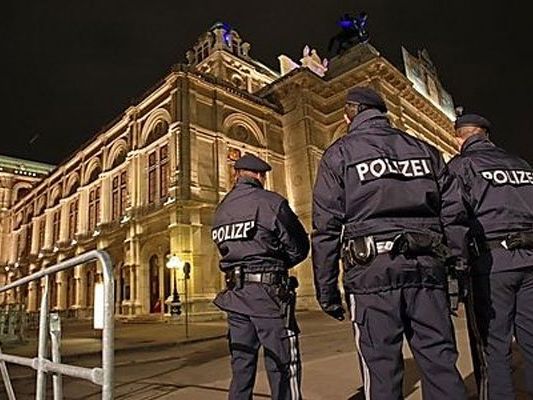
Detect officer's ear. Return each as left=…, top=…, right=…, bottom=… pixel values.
left=344, top=102, right=358, bottom=123
left=258, top=172, right=267, bottom=185
left=454, top=135, right=464, bottom=148
left=357, top=104, right=370, bottom=113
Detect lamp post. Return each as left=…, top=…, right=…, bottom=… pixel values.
left=165, top=255, right=182, bottom=319
left=182, top=261, right=191, bottom=338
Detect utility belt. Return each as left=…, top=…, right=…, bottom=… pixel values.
left=341, top=231, right=451, bottom=267
left=469, top=231, right=533, bottom=257
left=225, top=267, right=299, bottom=329
left=225, top=267, right=288, bottom=290
left=342, top=231, right=468, bottom=313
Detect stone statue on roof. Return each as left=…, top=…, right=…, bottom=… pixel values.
left=328, top=12, right=369, bottom=56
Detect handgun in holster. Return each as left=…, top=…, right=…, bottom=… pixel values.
left=225, top=266, right=244, bottom=290
left=282, top=276, right=299, bottom=329
left=447, top=260, right=469, bottom=315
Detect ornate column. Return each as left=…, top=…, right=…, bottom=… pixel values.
left=59, top=200, right=69, bottom=243
left=27, top=265, right=38, bottom=312
left=56, top=254, right=67, bottom=311
left=77, top=190, right=88, bottom=234
left=124, top=224, right=142, bottom=315
left=31, top=219, right=39, bottom=255
left=100, top=175, right=112, bottom=224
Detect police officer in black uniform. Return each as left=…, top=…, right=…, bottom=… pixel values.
left=312, top=87, right=468, bottom=399
left=448, top=114, right=533, bottom=399
left=212, top=153, right=309, bottom=400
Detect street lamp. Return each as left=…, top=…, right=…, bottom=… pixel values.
left=165, top=255, right=182, bottom=319
left=165, top=254, right=192, bottom=336
left=182, top=261, right=191, bottom=338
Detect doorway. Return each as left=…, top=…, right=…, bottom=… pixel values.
left=149, top=255, right=161, bottom=313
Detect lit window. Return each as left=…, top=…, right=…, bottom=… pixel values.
left=52, top=211, right=60, bottom=243
left=68, top=200, right=78, bottom=239
left=147, top=145, right=169, bottom=204
left=88, top=187, right=100, bottom=231
left=112, top=172, right=128, bottom=220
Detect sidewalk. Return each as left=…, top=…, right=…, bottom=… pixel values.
left=2, top=317, right=227, bottom=361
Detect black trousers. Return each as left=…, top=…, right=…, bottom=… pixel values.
left=466, top=267, right=533, bottom=399
left=227, top=311, right=301, bottom=400
left=348, top=287, right=466, bottom=400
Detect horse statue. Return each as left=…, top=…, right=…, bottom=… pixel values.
left=328, top=12, right=369, bottom=55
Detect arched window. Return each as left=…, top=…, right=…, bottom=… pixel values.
left=15, top=187, right=31, bottom=202
left=65, top=176, right=80, bottom=197
left=147, top=145, right=169, bottom=204
left=87, top=166, right=101, bottom=185
left=145, top=120, right=169, bottom=147
left=111, top=172, right=128, bottom=220
left=49, top=187, right=62, bottom=208
left=228, top=124, right=260, bottom=147
left=36, top=195, right=46, bottom=216
left=110, top=148, right=127, bottom=170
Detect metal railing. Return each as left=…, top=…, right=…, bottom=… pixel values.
left=0, top=304, right=27, bottom=343
left=0, top=250, right=114, bottom=399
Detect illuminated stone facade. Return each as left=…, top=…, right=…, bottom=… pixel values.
left=0, top=24, right=458, bottom=319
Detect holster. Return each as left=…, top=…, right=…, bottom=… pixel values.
left=225, top=266, right=243, bottom=290
left=447, top=260, right=469, bottom=314
left=281, top=276, right=299, bottom=330
left=390, top=232, right=451, bottom=264
left=342, top=236, right=377, bottom=266
left=506, top=231, right=533, bottom=250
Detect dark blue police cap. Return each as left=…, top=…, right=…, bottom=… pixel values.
left=234, top=154, right=272, bottom=172
left=454, top=114, right=491, bottom=131
left=346, top=87, right=387, bottom=112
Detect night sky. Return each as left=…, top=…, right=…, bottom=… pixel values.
left=2, top=1, right=531, bottom=165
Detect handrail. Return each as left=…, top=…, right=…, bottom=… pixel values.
left=0, top=250, right=114, bottom=399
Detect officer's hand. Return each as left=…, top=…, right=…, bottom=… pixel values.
left=321, top=303, right=345, bottom=321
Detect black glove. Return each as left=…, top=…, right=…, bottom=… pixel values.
left=321, top=303, right=345, bottom=321
left=507, top=232, right=533, bottom=250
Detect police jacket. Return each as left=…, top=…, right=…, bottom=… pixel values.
left=212, top=176, right=309, bottom=317
left=448, top=134, right=533, bottom=273
left=312, top=109, right=469, bottom=306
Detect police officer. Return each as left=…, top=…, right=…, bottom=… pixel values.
left=448, top=114, right=533, bottom=399
left=312, top=87, right=468, bottom=399
left=212, top=153, right=310, bottom=400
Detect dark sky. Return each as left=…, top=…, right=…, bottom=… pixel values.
left=2, top=1, right=531, bottom=165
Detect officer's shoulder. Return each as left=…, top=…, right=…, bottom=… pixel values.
left=447, top=153, right=466, bottom=172
left=396, top=129, right=441, bottom=157
left=259, top=188, right=286, bottom=205
left=321, top=135, right=347, bottom=165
